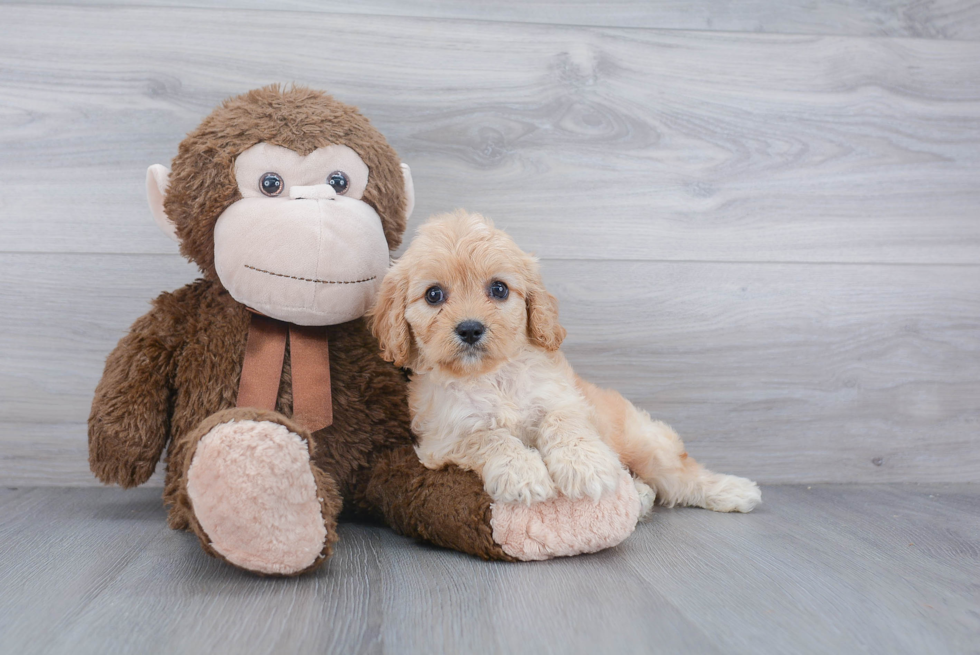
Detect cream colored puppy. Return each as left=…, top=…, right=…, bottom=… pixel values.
left=370, top=210, right=761, bottom=515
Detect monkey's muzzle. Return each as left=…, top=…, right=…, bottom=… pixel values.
left=213, top=194, right=390, bottom=326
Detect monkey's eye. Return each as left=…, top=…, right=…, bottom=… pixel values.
left=326, top=171, right=350, bottom=195
left=259, top=172, right=284, bottom=197
left=425, top=286, right=445, bottom=305
left=489, top=281, right=509, bottom=300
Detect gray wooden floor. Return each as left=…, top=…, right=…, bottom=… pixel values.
left=1, top=484, right=977, bottom=655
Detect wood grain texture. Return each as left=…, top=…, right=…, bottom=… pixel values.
left=1, top=5, right=979, bottom=263
left=1, top=485, right=977, bottom=654
left=5, top=0, right=980, bottom=40
left=0, top=4, right=977, bottom=486
left=1, top=253, right=976, bottom=485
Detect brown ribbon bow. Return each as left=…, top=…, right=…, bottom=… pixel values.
left=236, top=312, right=333, bottom=432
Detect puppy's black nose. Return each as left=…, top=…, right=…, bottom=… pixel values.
left=455, top=320, right=485, bottom=345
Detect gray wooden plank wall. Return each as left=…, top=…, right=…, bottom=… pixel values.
left=0, top=2, right=977, bottom=486
left=7, top=0, right=980, bottom=39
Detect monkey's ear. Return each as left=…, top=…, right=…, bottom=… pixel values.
left=146, top=164, right=179, bottom=242
left=400, top=163, right=415, bottom=222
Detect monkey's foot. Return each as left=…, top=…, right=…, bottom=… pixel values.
left=489, top=469, right=641, bottom=561
left=186, top=418, right=336, bottom=575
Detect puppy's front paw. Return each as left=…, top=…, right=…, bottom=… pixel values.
left=544, top=439, right=623, bottom=502
left=483, top=451, right=556, bottom=505
left=704, top=474, right=762, bottom=513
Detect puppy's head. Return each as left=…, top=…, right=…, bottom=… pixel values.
left=369, top=210, right=565, bottom=376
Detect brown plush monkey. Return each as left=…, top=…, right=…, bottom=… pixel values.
left=89, top=86, right=638, bottom=575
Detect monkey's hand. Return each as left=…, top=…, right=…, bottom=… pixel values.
left=88, top=292, right=182, bottom=488
left=362, top=446, right=640, bottom=561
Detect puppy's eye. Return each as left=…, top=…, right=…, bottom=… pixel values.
left=259, top=172, right=284, bottom=197
left=425, top=286, right=445, bottom=305
left=489, top=281, right=509, bottom=300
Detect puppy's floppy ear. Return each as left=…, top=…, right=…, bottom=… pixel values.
left=524, top=260, right=566, bottom=351
left=369, top=262, right=413, bottom=368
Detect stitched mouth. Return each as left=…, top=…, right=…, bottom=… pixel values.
left=244, top=264, right=376, bottom=285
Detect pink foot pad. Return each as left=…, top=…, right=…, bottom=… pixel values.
left=186, top=419, right=327, bottom=575
left=490, top=469, right=641, bottom=561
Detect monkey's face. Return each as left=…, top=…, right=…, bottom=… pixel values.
left=148, top=86, right=414, bottom=326
left=212, top=143, right=391, bottom=326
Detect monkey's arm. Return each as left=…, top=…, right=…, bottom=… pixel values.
left=362, top=446, right=517, bottom=561
left=363, top=445, right=642, bottom=562
left=88, top=292, right=183, bottom=488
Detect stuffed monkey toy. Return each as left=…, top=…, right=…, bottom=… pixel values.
left=88, top=85, right=640, bottom=575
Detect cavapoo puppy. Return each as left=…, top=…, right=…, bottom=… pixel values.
left=369, top=210, right=761, bottom=516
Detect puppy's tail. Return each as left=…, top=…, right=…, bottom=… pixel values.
left=575, top=376, right=761, bottom=513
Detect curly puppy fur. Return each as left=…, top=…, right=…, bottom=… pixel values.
left=370, top=210, right=762, bottom=514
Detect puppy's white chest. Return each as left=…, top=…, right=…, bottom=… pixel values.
left=462, top=356, right=563, bottom=441
left=479, top=372, right=541, bottom=435
left=410, top=349, right=571, bottom=450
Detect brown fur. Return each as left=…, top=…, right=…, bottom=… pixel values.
left=165, top=85, right=407, bottom=282
left=88, top=87, right=511, bottom=572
